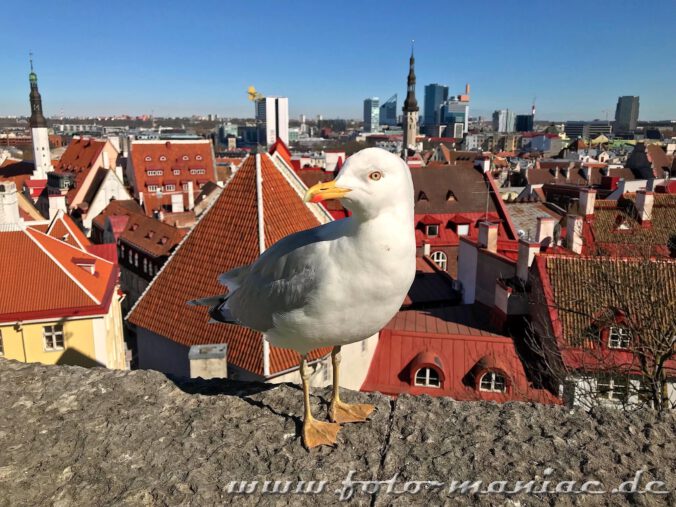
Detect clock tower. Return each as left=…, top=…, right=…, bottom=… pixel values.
left=28, top=55, right=53, bottom=180
left=402, top=45, right=419, bottom=160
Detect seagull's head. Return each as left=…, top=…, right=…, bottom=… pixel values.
left=303, top=147, right=414, bottom=220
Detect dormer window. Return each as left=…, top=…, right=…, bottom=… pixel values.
left=182, top=155, right=190, bottom=161
left=173, top=169, right=181, bottom=175
left=165, top=184, right=176, bottom=191
left=426, top=224, right=439, bottom=237
left=145, top=156, right=152, bottom=162
left=160, top=156, right=167, bottom=161
left=417, top=191, right=428, bottom=202
left=414, top=367, right=441, bottom=388
left=608, top=326, right=631, bottom=349
left=479, top=371, right=506, bottom=392
left=130, top=223, right=139, bottom=231
left=196, top=155, right=203, bottom=161
left=446, top=190, right=457, bottom=201
left=457, top=224, right=469, bottom=236
left=147, top=185, right=159, bottom=192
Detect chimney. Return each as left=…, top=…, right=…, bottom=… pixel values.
left=422, top=241, right=431, bottom=256
left=102, top=150, right=110, bottom=169
left=48, top=193, right=67, bottom=220
left=187, top=181, right=195, bottom=211
left=478, top=222, right=498, bottom=253
left=565, top=214, right=584, bottom=254
left=635, top=189, right=654, bottom=225
left=536, top=216, right=556, bottom=247
left=581, top=166, right=590, bottom=181
left=0, top=181, right=21, bottom=225
left=579, top=188, right=596, bottom=217
left=517, top=239, right=540, bottom=282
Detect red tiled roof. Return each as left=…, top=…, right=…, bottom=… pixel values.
left=0, top=159, right=35, bottom=190
left=128, top=153, right=331, bottom=376
left=46, top=213, right=91, bottom=250
left=129, top=140, right=216, bottom=198
left=54, top=137, right=109, bottom=205
left=0, top=226, right=117, bottom=322
left=361, top=305, right=559, bottom=404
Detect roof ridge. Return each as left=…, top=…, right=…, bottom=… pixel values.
left=24, top=228, right=101, bottom=305
left=255, top=153, right=266, bottom=256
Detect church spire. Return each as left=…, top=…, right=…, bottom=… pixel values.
left=403, top=41, right=418, bottom=113
left=29, top=53, right=47, bottom=129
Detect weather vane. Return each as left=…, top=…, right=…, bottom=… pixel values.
left=29, top=51, right=34, bottom=72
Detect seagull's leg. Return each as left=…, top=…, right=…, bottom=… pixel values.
left=300, top=354, right=341, bottom=449
left=329, top=345, right=375, bottom=423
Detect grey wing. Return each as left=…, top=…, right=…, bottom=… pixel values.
left=222, top=225, right=332, bottom=332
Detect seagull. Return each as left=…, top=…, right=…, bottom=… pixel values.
left=189, top=147, right=416, bottom=448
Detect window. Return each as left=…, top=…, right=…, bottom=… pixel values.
left=182, top=155, right=190, bottom=161
left=160, top=156, right=167, bottom=161
left=457, top=224, right=470, bottom=236
left=479, top=371, right=506, bottom=392
left=173, top=169, right=181, bottom=175
left=196, top=155, right=203, bottom=161
left=608, top=327, right=631, bottom=349
left=190, top=168, right=206, bottom=175
left=0, top=329, right=3, bottom=356
left=165, top=185, right=176, bottom=191
left=431, top=251, right=447, bottom=271
left=43, top=325, right=64, bottom=350
left=143, top=258, right=148, bottom=273
left=144, top=156, right=152, bottom=162
left=134, top=252, right=138, bottom=267
left=597, top=375, right=628, bottom=402
left=147, top=185, right=159, bottom=192
left=146, top=170, right=163, bottom=176
left=127, top=249, right=132, bottom=263
left=426, top=224, right=439, bottom=237
left=414, top=367, right=441, bottom=388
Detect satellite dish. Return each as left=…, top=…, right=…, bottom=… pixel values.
left=517, top=229, right=526, bottom=238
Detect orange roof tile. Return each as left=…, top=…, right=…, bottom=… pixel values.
left=54, top=137, right=109, bottom=205
left=46, top=212, right=91, bottom=249
left=128, top=153, right=330, bottom=376
left=0, top=226, right=117, bottom=322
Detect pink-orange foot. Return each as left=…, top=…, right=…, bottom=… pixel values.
left=302, top=417, right=341, bottom=449
left=329, top=400, right=375, bottom=423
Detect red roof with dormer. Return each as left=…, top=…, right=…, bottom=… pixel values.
left=129, top=139, right=217, bottom=200
left=0, top=225, right=118, bottom=323
left=361, top=304, right=559, bottom=404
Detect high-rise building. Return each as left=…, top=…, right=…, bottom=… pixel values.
left=515, top=114, right=534, bottom=132
left=614, top=96, right=639, bottom=132
left=363, top=97, right=380, bottom=133
left=28, top=57, right=53, bottom=179
left=424, top=83, right=449, bottom=126
left=564, top=121, right=612, bottom=139
left=379, top=94, right=397, bottom=126
left=441, top=97, right=470, bottom=135
left=255, top=96, right=289, bottom=146
left=402, top=48, right=419, bottom=159
left=492, top=109, right=516, bottom=133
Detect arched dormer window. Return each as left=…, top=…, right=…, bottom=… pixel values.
left=196, top=155, right=203, bottom=161
left=414, top=367, right=441, bottom=388
left=182, top=155, right=190, bottom=161
left=431, top=251, right=447, bottom=270
left=479, top=371, right=506, bottom=392
left=144, top=156, right=152, bottom=162
left=159, top=156, right=167, bottom=162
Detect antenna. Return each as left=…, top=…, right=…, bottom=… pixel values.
left=29, top=51, right=34, bottom=72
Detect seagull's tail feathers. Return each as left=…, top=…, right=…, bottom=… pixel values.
left=187, top=293, right=240, bottom=325
left=218, top=265, right=249, bottom=292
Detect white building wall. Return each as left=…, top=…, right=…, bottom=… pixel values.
left=31, top=127, right=53, bottom=179
left=82, top=171, right=133, bottom=232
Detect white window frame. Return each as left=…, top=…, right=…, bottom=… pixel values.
left=196, top=155, right=203, bottom=161
left=457, top=224, right=470, bottom=236
left=190, top=168, right=206, bottom=175
left=597, top=375, right=628, bottom=402
left=414, top=367, right=441, bottom=388
left=43, top=325, right=64, bottom=351
left=147, top=185, right=159, bottom=192
left=172, top=169, right=181, bottom=175
left=479, top=371, right=506, bottom=392
left=144, top=156, right=152, bottom=162
left=165, top=185, right=176, bottom=191
left=159, top=156, right=167, bottom=162
left=431, top=251, right=447, bottom=271
left=608, top=326, right=631, bottom=349
left=426, top=224, right=439, bottom=237
left=146, top=170, right=163, bottom=176
left=182, top=155, right=190, bottom=161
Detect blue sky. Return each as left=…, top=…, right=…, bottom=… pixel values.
left=2, top=0, right=675, bottom=121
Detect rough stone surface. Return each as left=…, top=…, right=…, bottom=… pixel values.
left=0, top=358, right=674, bottom=506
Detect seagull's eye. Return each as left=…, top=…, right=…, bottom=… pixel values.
left=368, top=171, right=383, bottom=181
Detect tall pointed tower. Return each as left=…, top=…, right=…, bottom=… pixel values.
left=402, top=44, right=419, bottom=160
left=28, top=55, right=53, bottom=179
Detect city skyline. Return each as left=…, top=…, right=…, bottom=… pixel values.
left=2, top=0, right=676, bottom=121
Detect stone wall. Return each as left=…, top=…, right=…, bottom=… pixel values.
left=0, top=358, right=674, bottom=506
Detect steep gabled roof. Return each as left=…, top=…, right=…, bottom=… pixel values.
left=128, top=153, right=330, bottom=376
left=0, top=226, right=117, bottom=322
left=46, top=211, right=91, bottom=250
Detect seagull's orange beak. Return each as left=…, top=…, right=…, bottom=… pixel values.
left=303, top=180, right=352, bottom=203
